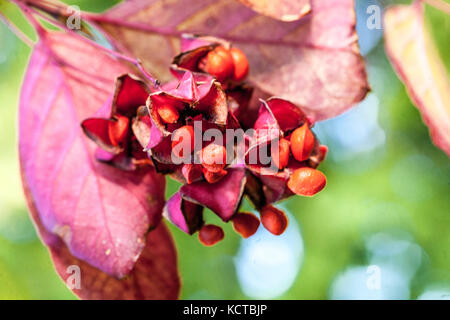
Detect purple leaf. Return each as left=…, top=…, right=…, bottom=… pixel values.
left=22, top=176, right=179, bottom=299
left=19, top=31, right=179, bottom=297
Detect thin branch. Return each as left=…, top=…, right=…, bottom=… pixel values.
left=17, top=0, right=67, bottom=17
left=31, top=7, right=136, bottom=64
left=11, top=0, right=46, bottom=37
left=12, top=0, right=161, bottom=88
left=0, top=11, right=34, bottom=46
left=20, top=0, right=337, bottom=50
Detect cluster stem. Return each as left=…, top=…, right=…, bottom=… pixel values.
left=4, top=0, right=161, bottom=89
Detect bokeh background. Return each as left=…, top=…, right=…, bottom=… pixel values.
left=0, top=0, right=449, bottom=300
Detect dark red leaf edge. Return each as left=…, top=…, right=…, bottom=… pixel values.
left=21, top=171, right=180, bottom=300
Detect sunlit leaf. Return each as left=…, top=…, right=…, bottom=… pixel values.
left=22, top=174, right=179, bottom=299
left=238, top=0, right=311, bottom=21
left=95, top=0, right=369, bottom=122
left=384, top=2, right=450, bottom=156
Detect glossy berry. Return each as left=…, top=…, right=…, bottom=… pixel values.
left=290, top=123, right=315, bottom=162
left=172, top=125, right=195, bottom=158
left=204, top=46, right=235, bottom=82
left=272, top=138, right=290, bottom=170
left=230, top=47, right=249, bottom=81
left=203, top=167, right=228, bottom=184
left=198, top=224, right=224, bottom=246
left=287, top=167, right=326, bottom=196
left=232, top=212, right=260, bottom=238
left=108, top=114, right=129, bottom=147
left=157, top=103, right=179, bottom=124
left=260, top=205, right=288, bottom=236
left=201, top=143, right=227, bottom=173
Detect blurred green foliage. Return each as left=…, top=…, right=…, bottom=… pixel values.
left=0, top=0, right=448, bottom=300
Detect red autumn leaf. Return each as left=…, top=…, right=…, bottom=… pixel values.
left=238, top=0, right=311, bottom=21
left=95, top=0, right=368, bottom=122
left=22, top=175, right=179, bottom=299
left=384, top=2, right=450, bottom=156
left=19, top=31, right=179, bottom=297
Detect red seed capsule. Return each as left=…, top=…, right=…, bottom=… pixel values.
left=272, top=138, right=290, bottom=170
left=172, top=125, right=195, bottom=158
left=203, top=167, right=228, bottom=184
left=203, top=46, right=235, bottom=82
left=230, top=47, right=249, bottom=82
left=108, top=114, right=129, bottom=147
left=309, top=144, right=328, bottom=169
left=232, top=212, right=260, bottom=238
left=201, top=143, right=227, bottom=173
left=198, top=224, right=224, bottom=246
left=287, top=167, right=326, bottom=196
left=290, top=123, right=315, bottom=162
left=182, top=164, right=203, bottom=184
left=318, top=145, right=328, bottom=162
left=260, top=205, right=288, bottom=236
left=157, top=103, right=179, bottom=124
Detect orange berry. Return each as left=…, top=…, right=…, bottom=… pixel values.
left=198, top=224, right=224, bottom=246
left=157, top=103, right=179, bottom=124
left=230, top=47, right=249, bottom=81
left=204, top=46, right=234, bottom=82
left=272, top=138, right=290, bottom=170
left=108, top=114, right=129, bottom=147
left=172, top=125, right=195, bottom=158
left=290, top=123, right=315, bottom=162
left=232, top=212, right=260, bottom=238
left=201, top=143, right=227, bottom=172
left=260, top=205, right=288, bottom=236
left=287, top=167, right=326, bottom=196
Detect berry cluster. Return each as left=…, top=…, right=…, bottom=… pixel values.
left=200, top=46, right=249, bottom=83
left=81, top=74, right=153, bottom=170
left=81, top=35, right=327, bottom=246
